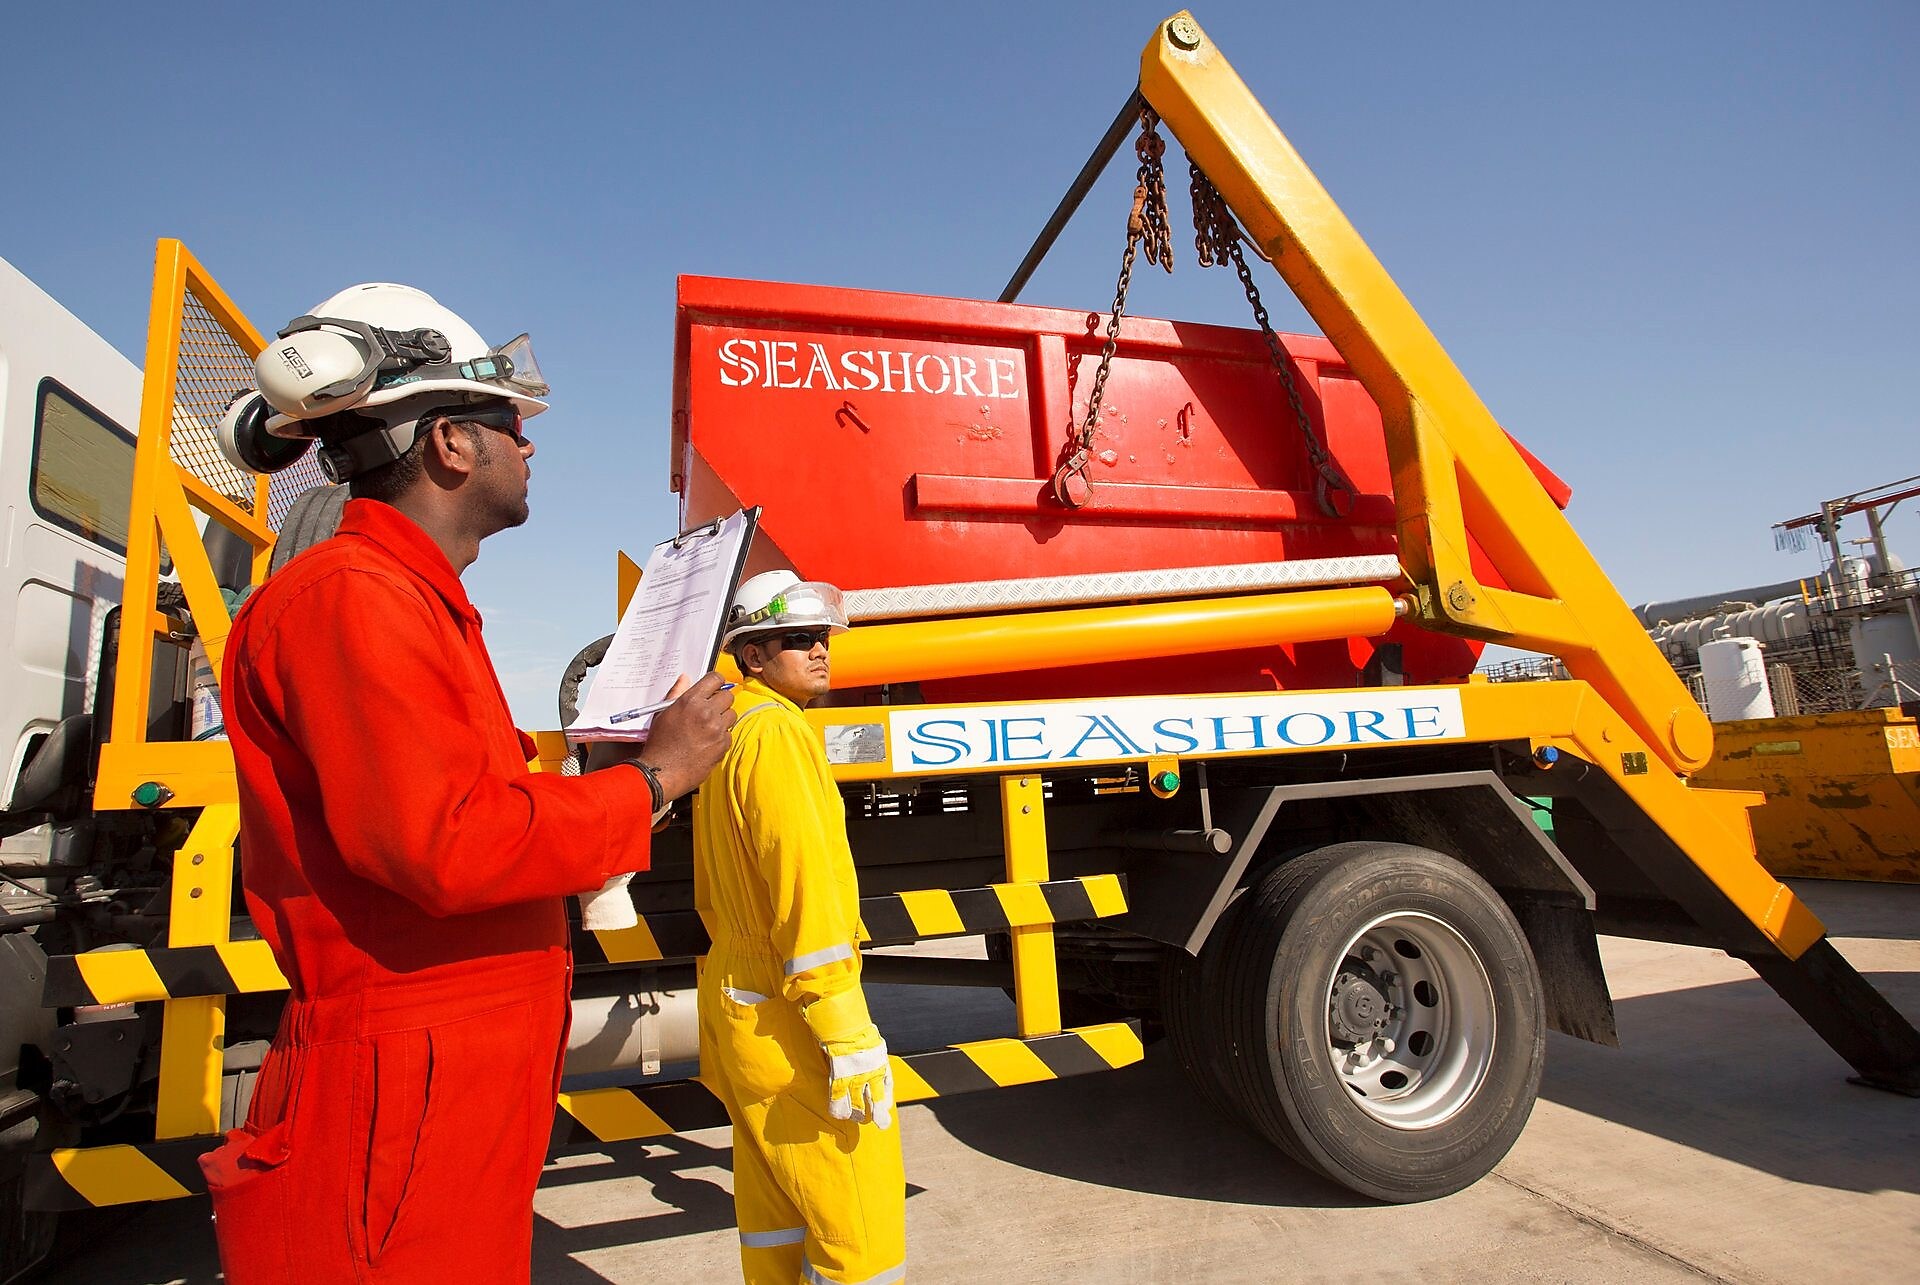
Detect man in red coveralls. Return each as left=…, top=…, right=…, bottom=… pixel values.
left=201, top=283, right=735, bottom=1283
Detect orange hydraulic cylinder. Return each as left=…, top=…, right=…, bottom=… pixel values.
left=824, top=586, right=1400, bottom=690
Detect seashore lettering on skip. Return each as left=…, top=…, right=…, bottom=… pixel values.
left=887, top=692, right=1467, bottom=772
left=715, top=336, right=1022, bottom=399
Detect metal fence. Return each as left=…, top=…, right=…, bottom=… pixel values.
left=1488, top=652, right=1918, bottom=717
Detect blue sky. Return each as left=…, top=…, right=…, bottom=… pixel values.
left=5, top=1, right=1915, bottom=725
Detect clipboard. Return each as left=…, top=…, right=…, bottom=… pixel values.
left=565, top=506, right=760, bottom=742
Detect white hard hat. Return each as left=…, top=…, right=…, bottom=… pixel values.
left=255, top=282, right=549, bottom=425
left=216, top=282, right=551, bottom=481
left=722, top=571, right=850, bottom=648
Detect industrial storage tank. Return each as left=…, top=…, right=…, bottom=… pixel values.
left=1700, top=637, right=1776, bottom=722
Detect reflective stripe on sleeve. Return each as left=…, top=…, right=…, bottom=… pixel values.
left=784, top=942, right=854, bottom=975
left=740, top=1226, right=806, bottom=1249
left=802, top=1260, right=906, bottom=1285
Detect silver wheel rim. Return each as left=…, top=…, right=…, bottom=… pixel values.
left=1321, top=910, right=1497, bottom=1129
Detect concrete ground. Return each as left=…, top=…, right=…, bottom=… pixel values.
left=52, top=879, right=1920, bottom=1283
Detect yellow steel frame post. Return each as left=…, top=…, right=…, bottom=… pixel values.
left=1000, top=773, right=1061, bottom=1036
left=97, top=240, right=274, bottom=811
left=1139, top=13, right=1712, bottom=778
left=155, top=804, right=240, bottom=1137
left=102, top=240, right=276, bottom=1138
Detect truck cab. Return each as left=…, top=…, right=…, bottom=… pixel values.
left=0, top=256, right=141, bottom=868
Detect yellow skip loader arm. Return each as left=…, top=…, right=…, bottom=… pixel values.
left=1117, top=12, right=1917, bottom=1090
left=1142, top=12, right=1706, bottom=776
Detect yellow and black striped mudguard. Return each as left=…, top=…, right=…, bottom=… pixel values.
left=25, top=1021, right=1144, bottom=1210
left=42, top=875, right=1129, bottom=1002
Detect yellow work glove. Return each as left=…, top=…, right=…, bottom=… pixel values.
left=822, top=1026, right=894, bottom=1129
left=804, top=989, right=895, bottom=1129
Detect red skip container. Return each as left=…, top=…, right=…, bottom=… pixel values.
left=673, top=276, right=1568, bottom=703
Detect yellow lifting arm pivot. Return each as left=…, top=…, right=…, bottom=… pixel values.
left=1138, top=12, right=1713, bottom=776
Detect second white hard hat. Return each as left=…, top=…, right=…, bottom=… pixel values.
left=722, top=571, right=850, bottom=648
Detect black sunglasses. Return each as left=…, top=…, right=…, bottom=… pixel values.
left=764, top=629, right=830, bottom=653
left=419, top=402, right=528, bottom=448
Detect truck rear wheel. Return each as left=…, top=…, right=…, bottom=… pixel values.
left=1160, top=900, right=1245, bottom=1126
left=1217, top=841, right=1544, bottom=1202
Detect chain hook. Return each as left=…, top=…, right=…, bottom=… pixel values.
left=1052, top=108, right=1172, bottom=509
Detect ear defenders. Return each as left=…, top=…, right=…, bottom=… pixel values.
left=215, top=392, right=417, bottom=483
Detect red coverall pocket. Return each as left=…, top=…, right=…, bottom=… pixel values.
left=202, top=1044, right=305, bottom=1282
left=354, top=1027, right=435, bottom=1266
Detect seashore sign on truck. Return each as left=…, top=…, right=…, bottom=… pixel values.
left=888, top=690, right=1468, bottom=772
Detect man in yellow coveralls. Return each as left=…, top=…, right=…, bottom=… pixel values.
left=693, top=571, right=906, bottom=1285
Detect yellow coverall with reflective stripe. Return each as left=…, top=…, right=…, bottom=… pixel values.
left=692, top=679, right=907, bottom=1285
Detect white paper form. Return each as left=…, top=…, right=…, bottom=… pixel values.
left=565, top=508, right=757, bottom=742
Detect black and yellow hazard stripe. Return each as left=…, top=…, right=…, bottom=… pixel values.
left=572, top=910, right=713, bottom=966
left=554, top=1077, right=731, bottom=1142
left=41, top=875, right=1128, bottom=1003
left=27, top=1021, right=1146, bottom=1207
left=890, top=1022, right=1144, bottom=1099
left=26, top=1138, right=218, bottom=1212
left=857, top=874, right=1127, bottom=944
left=42, top=940, right=288, bottom=1008
left=556, top=1020, right=1145, bottom=1144
left=578, top=875, right=1127, bottom=963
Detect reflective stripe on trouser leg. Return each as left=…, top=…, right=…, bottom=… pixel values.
left=803, top=1261, right=906, bottom=1285
left=758, top=1094, right=904, bottom=1285
left=740, top=1227, right=805, bottom=1248
left=728, top=1092, right=804, bottom=1285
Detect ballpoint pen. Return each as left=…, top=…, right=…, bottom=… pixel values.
left=607, top=682, right=733, bottom=724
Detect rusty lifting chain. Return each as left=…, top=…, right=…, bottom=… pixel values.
left=1050, top=112, right=1355, bottom=519
left=1050, top=108, right=1172, bottom=508
left=1190, top=164, right=1355, bottom=519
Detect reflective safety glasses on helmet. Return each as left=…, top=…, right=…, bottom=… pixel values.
left=731, top=583, right=848, bottom=633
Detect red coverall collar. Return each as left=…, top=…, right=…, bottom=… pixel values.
left=335, top=498, right=482, bottom=627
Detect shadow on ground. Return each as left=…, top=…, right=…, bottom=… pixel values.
left=1538, top=967, right=1920, bottom=1196
left=531, top=1133, right=739, bottom=1282
left=920, top=965, right=1920, bottom=1206
left=52, top=1196, right=220, bottom=1284
left=921, top=1044, right=1365, bottom=1210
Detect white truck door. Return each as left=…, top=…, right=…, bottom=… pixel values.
left=0, top=256, right=142, bottom=809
